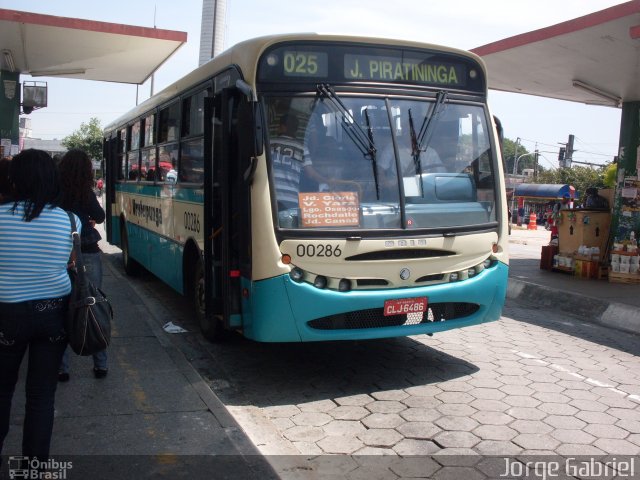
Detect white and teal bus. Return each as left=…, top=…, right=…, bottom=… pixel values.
left=104, top=34, right=509, bottom=342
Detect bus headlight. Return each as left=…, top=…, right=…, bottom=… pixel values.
left=290, top=267, right=304, bottom=283
left=483, top=259, right=492, bottom=269
left=449, top=272, right=459, bottom=282
left=467, top=268, right=476, bottom=278
left=314, top=275, right=328, bottom=289
left=338, top=279, right=352, bottom=292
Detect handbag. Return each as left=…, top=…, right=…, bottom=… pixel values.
left=81, top=227, right=102, bottom=248
left=66, top=212, right=113, bottom=356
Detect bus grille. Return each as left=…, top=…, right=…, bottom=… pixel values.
left=307, top=303, right=480, bottom=330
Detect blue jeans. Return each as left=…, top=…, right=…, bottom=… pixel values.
left=59, top=252, right=108, bottom=373
left=0, top=297, right=68, bottom=458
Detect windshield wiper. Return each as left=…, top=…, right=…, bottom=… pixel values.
left=417, top=90, right=448, bottom=152
left=409, top=91, right=448, bottom=197
left=316, top=84, right=380, bottom=199
left=408, top=108, right=424, bottom=197
left=316, top=84, right=374, bottom=158
left=362, top=108, right=380, bottom=199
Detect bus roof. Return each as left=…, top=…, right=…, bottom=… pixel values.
left=104, top=33, right=487, bottom=134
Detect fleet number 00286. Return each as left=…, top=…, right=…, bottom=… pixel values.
left=296, top=244, right=342, bottom=257
left=184, top=212, right=201, bottom=233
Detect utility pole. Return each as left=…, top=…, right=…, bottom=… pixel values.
left=512, top=137, right=520, bottom=175
left=534, top=148, right=539, bottom=179
left=150, top=6, right=156, bottom=96
left=566, top=134, right=575, bottom=168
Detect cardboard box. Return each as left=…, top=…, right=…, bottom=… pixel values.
left=575, top=259, right=598, bottom=278
left=540, top=245, right=558, bottom=270
left=558, top=211, right=610, bottom=259
left=599, top=189, right=614, bottom=208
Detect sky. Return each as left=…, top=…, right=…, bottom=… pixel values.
left=6, top=0, right=627, bottom=169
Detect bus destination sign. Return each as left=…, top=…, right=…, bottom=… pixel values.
left=282, top=51, right=329, bottom=78
left=344, top=54, right=466, bottom=87
left=258, top=43, right=483, bottom=91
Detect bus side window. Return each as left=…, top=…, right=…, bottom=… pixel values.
left=118, top=127, right=127, bottom=180
left=181, top=139, right=204, bottom=183
left=158, top=102, right=179, bottom=144
left=118, top=155, right=126, bottom=180
left=180, top=89, right=208, bottom=184
left=127, top=151, right=139, bottom=182
left=142, top=148, right=156, bottom=182
left=159, top=144, right=178, bottom=183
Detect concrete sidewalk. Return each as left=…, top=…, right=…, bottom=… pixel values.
left=1, top=245, right=278, bottom=479
left=507, top=226, right=640, bottom=335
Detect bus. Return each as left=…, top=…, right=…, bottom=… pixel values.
left=103, top=34, right=509, bottom=343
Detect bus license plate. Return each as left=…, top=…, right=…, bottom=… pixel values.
left=383, top=297, right=428, bottom=316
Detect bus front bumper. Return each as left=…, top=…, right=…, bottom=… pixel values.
left=242, top=262, right=508, bottom=342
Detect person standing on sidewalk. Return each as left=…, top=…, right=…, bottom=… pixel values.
left=0, top=149, right=80, bottom=459
left=57, top=148, right=109, bottom=380
left=0, top=156, right=11, bottom=203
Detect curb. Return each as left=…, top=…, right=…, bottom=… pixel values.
left=507, top=278, right=640, bottom=335
left=103, top=257, right=278, bottom=459
left=103, top=254, right=301, bottom=468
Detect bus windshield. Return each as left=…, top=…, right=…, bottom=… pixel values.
left=266, top=94, right=498, bottom=231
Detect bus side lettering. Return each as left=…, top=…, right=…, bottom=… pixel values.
left=131, top=200, right=163, bottom=227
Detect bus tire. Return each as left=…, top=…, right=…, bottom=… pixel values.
left=121, top=223, right=141, bottom=276
left=193, top=258, right=226, bottom=342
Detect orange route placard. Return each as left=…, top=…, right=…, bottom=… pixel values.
left=299, top=191, right=360, bottom=227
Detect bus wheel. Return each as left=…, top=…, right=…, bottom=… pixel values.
left=121, top=224, right=141, bottom=276
left=193, top=259, right=226, bottom=342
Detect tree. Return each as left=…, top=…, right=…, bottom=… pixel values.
left=603, top=163, right=617, bottom=188
left=535, top=165, right=608, bottom=202
left=62, top=117, right=103, bottom=161
left=501, top=138, right=532, bottom=174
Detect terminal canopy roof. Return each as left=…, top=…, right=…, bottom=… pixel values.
left=0, top=8, right=187, bottom=84
left=515, top=184, right=576, bottom=199
left=472, top=1, right=640, bottom=107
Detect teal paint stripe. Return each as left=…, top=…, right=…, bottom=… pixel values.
left=116, top=183, right=204, bottom=203
left=110, top=216, right=121, bottom=245
left=245, top=262, right=508, bottom=342
left=126, top=222, right=184, bottom=293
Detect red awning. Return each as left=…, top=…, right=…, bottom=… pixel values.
left=0, top=8, right=187, bottom=84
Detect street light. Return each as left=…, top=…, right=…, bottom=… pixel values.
left=510, top=152, right=536, bottom=225
left=512, top=137, right=521, bottom=175
left=514, top=152, right=536, bottom=175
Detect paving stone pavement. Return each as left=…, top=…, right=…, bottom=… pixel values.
left=129, top=257, right=640, bottom=466
left=223, top=312, right=640, bottom=459
left=90, top=220, right=640, bottom=478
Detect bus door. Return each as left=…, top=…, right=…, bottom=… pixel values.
left=203, top=87, right=253, bottom=337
